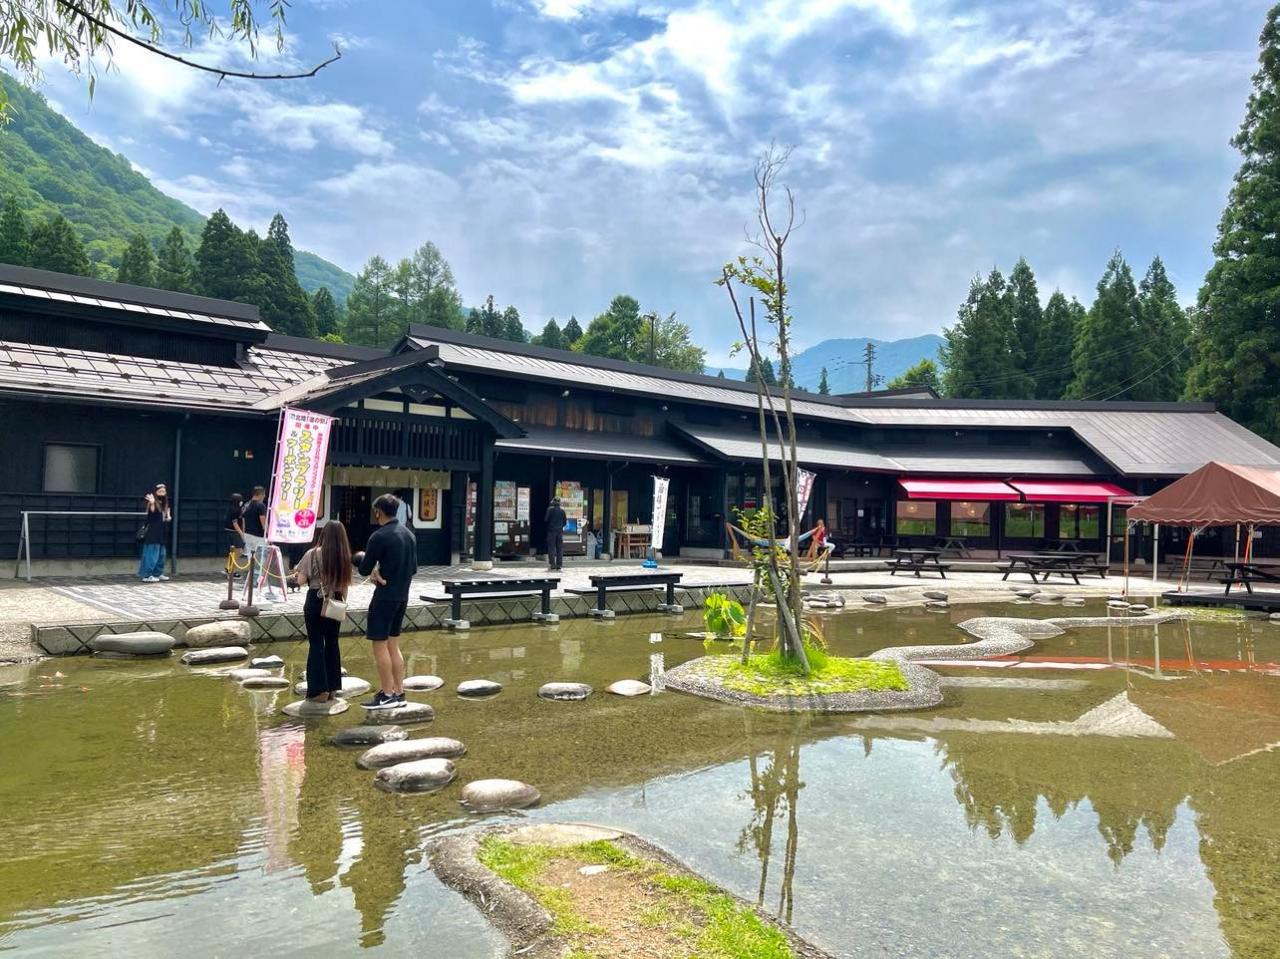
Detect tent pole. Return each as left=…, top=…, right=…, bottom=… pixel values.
left=1152, top=523, right=1160, bottom=587
left=1123, top=522, right=1131, bottom=600
left=1245, top=524, right=1255, bottom=562
left=1180, top=528, right=1197, bottom=594
left=1234, top=524, right=1240, bottom=563
left=1105, top=498, right=1114, bottom=571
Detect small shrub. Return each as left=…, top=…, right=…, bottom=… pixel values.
left=704, top=592, right=747, bottom=638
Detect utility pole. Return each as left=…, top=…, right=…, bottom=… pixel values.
left=863, top=342, right=876, bottom=393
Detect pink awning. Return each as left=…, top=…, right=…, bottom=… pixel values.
left=899, top=478, right=1020, bottom=501
left=1009, top=480, right=1132, bottom=503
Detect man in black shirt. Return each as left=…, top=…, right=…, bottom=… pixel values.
left=355, top=493, right=418, bottom=709
left=545, top=496, right=567, bottom=571
left=242, top=486, right=268, bottom=558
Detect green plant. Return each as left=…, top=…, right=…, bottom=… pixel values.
left=704, top=592, right=747, bottom=638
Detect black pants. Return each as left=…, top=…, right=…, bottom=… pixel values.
left=303, top=587, right=342, bottom=695
left=547, top=530, right=564, bottom=569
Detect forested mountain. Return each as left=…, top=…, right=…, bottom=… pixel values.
left=0, top=71, right=353, bottom=301
left=712, top=335, right=946, bottom=393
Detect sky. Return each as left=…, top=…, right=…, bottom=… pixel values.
left=22, top=0, right=1273, bottom=365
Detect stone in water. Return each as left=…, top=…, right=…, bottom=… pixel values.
left=295, top=676, right=372, bottom=698
left=282, top=698, right=350, bottom=717
left=923, top=590, right=948, bottom=601
left=241, top=674, right=291, bottom=690
left=331, top=725, right=408, bottom=747
left=357, top=737, right=467, bottom=769
left=459, top=779, right=541, bottom=812
left=374, top=758, right=457, bottom=794
left=538, top=682, right=592, bottom=701
left=181, top=646, right=248, bottom=665
left=89, top=632, right=174, bottom=656
left=457, top=679, right=502, bottom=698
left=229, top=667, right=272, bottom=682
left=183, top=620, right=251, bottom=648
left=367, top=701, right=434, bottom=725
left=404, top=675, right=444, bottom=692
left=607, top=679, right=651, bottom=697
left=864, top=593, right=888, bottom=604
left=251, top=655, right=284, bottom=669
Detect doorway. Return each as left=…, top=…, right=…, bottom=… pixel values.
left=335, top=486, right=374, bottom=550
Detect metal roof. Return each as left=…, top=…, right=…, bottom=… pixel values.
left=670, top=422, right=897, bottom=472
left=883, top=446, right=1101, bottom=477
left=497, top=425, right=706, bottom=464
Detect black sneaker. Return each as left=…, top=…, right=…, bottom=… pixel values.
left=390, top=693, right=408, bottom=707
left=363, top=691, right=396, bottom=710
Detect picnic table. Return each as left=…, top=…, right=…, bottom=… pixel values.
left=886, top=548, right=951, bottom=579
left=1167, top=555, right=1227, bottom=581
left=1001, top=551, right=1108, bottom=584
left=1220, top=562, right=1280, bottom=594
left=835, top=537, right=878, bottom=558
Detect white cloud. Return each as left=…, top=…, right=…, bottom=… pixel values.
left=221, top=156, right=254, bottom=179
left=235, top=92, right=392, bottom=156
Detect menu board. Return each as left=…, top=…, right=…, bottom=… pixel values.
left=555, top=480, right=587, bottom=556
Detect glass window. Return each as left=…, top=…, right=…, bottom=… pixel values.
left=896, top=500, right=936, bottom=536
left=1005, top=503, right=1045, bottom=538
left=43, top=444, right=98, bottom=493
left=1060, top=504, right=1101, bottom=539
left=949, top=501, right=991, bottom=537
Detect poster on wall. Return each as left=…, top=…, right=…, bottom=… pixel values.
left=796, top=468, right=817, bottom=523
left=268, top=407, right=335, bottom=544
left=651, top=475, right=670, bottom=550
left=417, top=487, right=443, bottom=530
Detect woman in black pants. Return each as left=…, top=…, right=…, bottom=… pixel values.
left=291, top=522, right=353, bottom=702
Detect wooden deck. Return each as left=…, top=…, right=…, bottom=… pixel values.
left=1161, top=589, right=1280, bottom=612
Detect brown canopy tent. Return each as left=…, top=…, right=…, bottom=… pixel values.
left=1126, top=461, right=1280, bottom=592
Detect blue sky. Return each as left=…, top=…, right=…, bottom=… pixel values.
left=26, top=0, right=1272, bottom=364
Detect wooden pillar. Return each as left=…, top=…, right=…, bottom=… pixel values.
left=474, top=440, right=494, bottom=567
left=603, top=460, right=614, bottom=559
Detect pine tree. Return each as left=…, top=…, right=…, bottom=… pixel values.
left=408, top=241, right=463, bottom=330
left=254, top=213, right=316, bottom=337
left=1035, top=291, right=1084, bottom=399
left=1068, top=250, right=1141, bottom=399
left=579, top=294, right=643, bottom=360
left=194, top=209, right=257, bottom=301
left=155, top=227, right=194, bottom=293
left=716, top=370, right=727, bottom=379
left=1008, top=257, right=1040, bottom=399
left=650, top=312, right=705, bottom=372
left=466, top=295, right=504, bottom=338
left=534, top=318, right=566, bottom=349
left=116, top=232, right=155, bottom=287
left=1137, top=257, right=1191, bottom=401
left=745, top=356, right=778, bottom=386
left=0, top=194, right=29, bottom=267
left=563, top=315, right=583, bottom=346
left=501, top=305, right=528, bottom=342
left=343, top=255, right=396, bottom=347
left=1187, top=5, right=1280, bottom=436
left=940, top=268, right=1022, bottom=398
left=818, top=367, right=830, bottom=394
left=312, top=287, right=341, bottom=337
left=28, top=213, right=90, bottom=276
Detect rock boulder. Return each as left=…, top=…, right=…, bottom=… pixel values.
left=183, top=620, right=251, bottom=648
left=331, top=725, right=409, bottom=747
left=538, top=682, right=592, bottom=702
left=863, top=593, right=888, bottom=605
left=606, top=679, right=652, bottom=697
left=251, top=655, right=284, bottom=669
left=281, top=698, right=350, bottom=717
left=923, top=590, right=949, bottom=601
left=460, top=779, right=541, bottom=812
left=357, top=737, right=467, bottom=769
left=457, top=679, right=503, bottom=698
left=295, top=676, right=371, bottom=698
left=88, top=632, right=174, bottom=656
left=374, top=758, right=457, bottom=794
left=366, top=701, right=434, bottom=725
left=181, top=646, right=248, bottom=665
left=241, top=674, right=291, bottom=690
left=404, top=675, right=445, bottom=692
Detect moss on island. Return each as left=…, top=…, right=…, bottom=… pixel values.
left=704, top=651, right=908, bottom=697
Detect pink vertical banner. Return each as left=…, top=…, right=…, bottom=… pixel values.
left=797, top=468, right=817, bottom=520
left=268, top=407, right=335, bottom=544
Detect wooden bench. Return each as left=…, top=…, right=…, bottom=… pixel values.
left=1220, top=562, right=1280, bottom=594
left=565, top=571, right=685, bottom=619
left=420, top=576, right=560, bottom=630
left=886, top=550, right=952, bottom=579
left=1166, top=556, right=1226, bottom=581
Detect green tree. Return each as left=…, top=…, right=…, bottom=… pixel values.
left=817, top=367, right=830, bottom=394
left=194, top=209, right=257, bottom=301
left=465, top=295, right=505, bottom=338
left=343, top=256, right=397, bottom=347
left=562, top=315, right=583, bottom=345
left=940, top=268, right=1022, bottom=398
left=578, top=294, right=644, bottom=360
left=254, top=213, right=316, bottom=337
left=887, top=358, right=940, bottom=392
left=154, top=227, right=194, bottom=293
left=534, top=318, right=566, bottom=349
left=1137, top=257, right=1191, bottom=401
left=115, top=232, right=154, bottom=286
left=28, top=213, right=90, bottom=275
left=0, top=194, right=29, bottom=266
left=407, top=241, right=463, bottom=330
left=1186, top=5, right=1280, bottom=436
left=1068, top=250, right=1141, bottom=400
left=1008, top=257, right=1040, bottom=399
left=745, top=355, right=778, bottom=386
left=649, top=311, right=706, bottom=372
left=312, top=287, right=341, bottom=338
left=717, top=369, right=726, bottom=379
left=501, top=305, right=528, bottom=343
left=1032, top=291, right=1083, bottom=399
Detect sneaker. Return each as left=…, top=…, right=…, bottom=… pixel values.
left=391, top=693, right=408, bottom=707
left=363, top=691, right=397, bottom=710
left=158, top=575, right=171, bottom=581
left=142, top=576, right=160, bottom=583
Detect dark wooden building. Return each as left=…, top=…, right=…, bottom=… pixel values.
left=5, top=264, right=1280, bottom=575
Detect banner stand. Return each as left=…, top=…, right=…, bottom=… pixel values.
left=648, top=475, right=670, bottom=568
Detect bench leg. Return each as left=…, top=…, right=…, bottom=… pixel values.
left=657, top=581, right=683, bottom=615
left=596, top=584, right=607, bottom=613
left=531, top=587, right=560, bottom=625
left=443, top=591, right=470, bottom=629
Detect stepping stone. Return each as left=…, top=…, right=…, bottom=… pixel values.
left=295, top=676, right=372, bottom=698
left=92, top=649, right=171, bottom=660
left=251, top=656, right=284, bottom=669
left=863, top=593, right=888, bottom=604
left=457, top=679, right=502, bottom=698
left=183, top=621, right=251, bottom=648
left=357, top=737, right=467, bottom=769
left=538, top=682, right=593, bottom=702
left=923, top=590, right=948, bottom=601
left=366, top=701, right=434, bottom=725
left=89, top=632, right=174, bottom=656
left=229, top=667, right=272, bottom=682
left=1013, top=588, right=1039, bottom=598
left=460, top=779, right=541, bottom=812
left=1270, top=612, right=1280, bottom=622
left=374, top=758, right=457, bottom=794
left=1127, top=603, right=1150, bottom=612
left=1107, top=600, right=1130, bottom=609
left=282, top=698, right=350, bottom=717
left=181, top=646, right=248, bottom=665
left=241, top=674, right=291, bottom=690
left=1062, top=598, right=1087, bottom=607
left=924, top=601, right=949, bottom=612
left=331, top=725, right=409, bottom=747
left=607, top=679, right=652, bottom=697
left=404, top=675, right=444, bottom=692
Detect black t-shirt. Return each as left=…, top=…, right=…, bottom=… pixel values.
left=143, top=505, right=168, bottom=545
left=223, top=507, right=242, bottom=532
left=545, top=506, right=567, bottom=532
left=243, top=499, right=267, bottom=537
left=358, top=520, right=418, bottom=604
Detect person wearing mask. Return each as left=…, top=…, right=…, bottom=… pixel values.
left=242, top=485, right=269, bottom=562
left=544, top=496, right=567, bottom=571
left=353, top=494, right=417, bottom=709
left=292, top=521, right=353, bottom=703
left=138, top=483, right=171, bottom=582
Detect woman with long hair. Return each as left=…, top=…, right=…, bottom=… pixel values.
left=292, top=521, right=353, bottom=702
left=138, top=482, right=171, bottom=582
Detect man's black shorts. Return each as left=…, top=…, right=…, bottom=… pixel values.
left=367, top=599, right=407, bottom=641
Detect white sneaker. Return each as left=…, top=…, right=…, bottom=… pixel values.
left=158, top=575, right=170, bottom=581
left=142, top=576, right=160, bottom=583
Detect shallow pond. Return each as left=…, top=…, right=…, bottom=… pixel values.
left=1, top=599, right=1278, bottom=958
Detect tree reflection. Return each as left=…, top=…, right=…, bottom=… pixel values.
left=738, top=713, right=806, bottom=924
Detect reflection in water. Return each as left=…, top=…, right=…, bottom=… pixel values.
left=739, top=712, right=806, bottom=924
left=257, top=722, right=306, bottom=873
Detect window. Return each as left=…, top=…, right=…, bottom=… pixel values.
left=896, top=500, right=936, bottom=536
left=949, top=501, right=991, bottom=537
left=1060, top=504, right=1101, bottom=539
left=43, top=444, right=99, bottom=494
left=1005, top=503, right=1045, bottom=538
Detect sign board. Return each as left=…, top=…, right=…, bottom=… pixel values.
left=267, top=408, right=335, bottom=544
left=651, top=475, right=671, bottom=550
left=796, top=468, right=817, bottom=522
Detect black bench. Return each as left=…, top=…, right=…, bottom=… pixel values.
left=565, top=571, right=685, bottom=618
left=886, top=549, right=951, bottom=579
left=420, top=577, right=559, bottom=630
left=1220, top=562, right=1280, bottom=594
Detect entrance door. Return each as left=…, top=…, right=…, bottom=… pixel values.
left=336, top=486, right=374, bottom=550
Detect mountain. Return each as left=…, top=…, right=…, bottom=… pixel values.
left=0, top=72, right=354, bottom=303
left=712, top=334, right=945, bottom=392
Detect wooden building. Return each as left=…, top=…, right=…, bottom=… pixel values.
left=4, top=264, right=1280, bottom=575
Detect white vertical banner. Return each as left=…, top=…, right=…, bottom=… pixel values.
left=651, top=475, right=671, bottom=551
left=268, top=407, right=335, bottom=544
left=796, top=468, right=817, bottom=522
